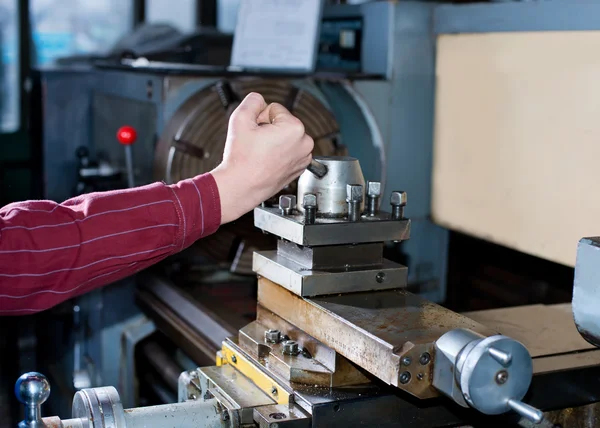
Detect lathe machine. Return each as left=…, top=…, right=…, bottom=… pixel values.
left=13, top=156, right=600, bottom=427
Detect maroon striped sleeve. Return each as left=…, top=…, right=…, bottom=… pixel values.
left=0, top=173, right=221, bottom=315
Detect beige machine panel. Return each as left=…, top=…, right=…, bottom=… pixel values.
left=432, top=31, right=600, bottom=267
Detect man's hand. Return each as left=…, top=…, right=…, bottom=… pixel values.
left=211, top=92, right=314, bottom=224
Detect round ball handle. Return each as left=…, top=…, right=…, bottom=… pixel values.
left=15, top=372, right=50, bottom=427
left=15, top=372, right=50, bottom=406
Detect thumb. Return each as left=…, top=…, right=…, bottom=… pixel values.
left=230, top=92, right=268, bottom=128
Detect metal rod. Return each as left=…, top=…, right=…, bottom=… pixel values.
left=124, top=146, right=135, bottom=188
left=508, top=399, right=544, bottom=424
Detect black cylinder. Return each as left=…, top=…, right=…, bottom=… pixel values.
left=304, top=206, right=316, bottom=224
left=348, top=201, right=361, bottom=222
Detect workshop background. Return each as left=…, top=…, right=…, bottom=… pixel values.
left=0, top=0, right=592, bottom=427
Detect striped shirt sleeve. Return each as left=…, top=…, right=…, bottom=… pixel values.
left=0, top=173, right=221, bottom=316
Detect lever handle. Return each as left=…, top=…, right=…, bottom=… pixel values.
left=508, top=399, right=544, bottom=424
left=15, top=372, right=51, bottom=427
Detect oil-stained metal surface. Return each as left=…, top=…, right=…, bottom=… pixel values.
left=257, top=278, right=496, bottom=399
left=573, top=237, right=600, bottom=347
left=253, top=207, right=411, bottom=246
left=253, top=251, right=407, bottom=297
left=253, top=404, right=311, bottom=428
left=237, top=317, right=369, bottom=388
left=199, top=365, right=275, bottom=410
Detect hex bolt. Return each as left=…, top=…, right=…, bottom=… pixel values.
left=419, top=352, right=431, bottom=366
left=265, top=329, right=282, bottom=344
left=346, top=184, right=363, bottom=222
left=303, top=193, right=317, bottom=225
left=279, top=195, right=297, bottom=216
left=366, top=181, right=381, bottom=216
left=402, top=356, right=412, bottom=366
left=390, top=191, right=407, bottom=220
left=282, top=340, right=300, bottom=356
left=399, top=371, right=412, bottom=384
left=376, top=272, right=385, bottom=283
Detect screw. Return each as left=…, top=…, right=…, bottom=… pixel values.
left=279, top=195, right=297, bottom=216
left=495, top=370, right=509, bottom=385
left=231, top=355, right=237, bottom=364
left=346, top=184, right=363, bottom=222
left=419, top=352, right=431, bottom=366
left=265, top=329, right=281, bottom=344
left=417, top=373, right=424, bottom=381
left=376, top=272, right=385, bottom=283
left=402, top=356, right=412, bottom=366
left=282, top=340, right=300, bottom=356
left=399, top=371, right=412, bottom=384
left=390, top=191, right=407, bottom=220
left=366, top=181, right=381, bottom=216
left=271, top=386, right=278, bottom=395
left=303, top=193, right=317, bottom=225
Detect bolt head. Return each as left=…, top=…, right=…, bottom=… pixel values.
left=367, top=181, right=381, bottom=197
left=495, top=370, right=509, bottom=385
left=282, top=340, right=300, bottom=355
left=402, top=356, right=412, bottom=366
left=390, top=191, right=407, bottom=207
left=303, top=193, right=317, bottom=208
left=346, top=184, right=363, bottom=202
left=419, top=352, right=431, bottom=365
left=265, top=329, right=282, bottom=343
left=399, top=371, right=412, bottom=385
left=279, top=195, right=297, bottom=211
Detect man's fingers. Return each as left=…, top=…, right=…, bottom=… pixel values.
left=257, top=103, right=298, bottom=126
left=230, top=92, right=268, bottom=127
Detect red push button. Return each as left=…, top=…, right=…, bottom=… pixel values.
left=117, top=126, right=137, bottom=145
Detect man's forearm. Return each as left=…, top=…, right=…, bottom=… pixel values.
left=0, top=174, right=221, bottom=315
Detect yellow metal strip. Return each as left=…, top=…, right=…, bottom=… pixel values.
left=220, top=341, right=290, bottom=405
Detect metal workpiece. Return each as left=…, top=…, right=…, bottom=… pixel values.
left=346, top=184, right=364, bottom=221
left=573, top=237, right=600, bottom=347
left=253, top=250, right=407, bottom=297
left=257, top=277, right=496, bottom=399
left=390, top=191, right=408, bottom=220
left=367, top=181, right=382, bottom=216
left=296, top=156, right=366, bottom=217
left=277, top=240, right=383, bottom=270
left=434, top=329, right=542, bottom=423
left=302, top=193, right=317, bottom=225
left=279, top=195, right=297, bottom=216
left=253, top=206, right=411, bottom=246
